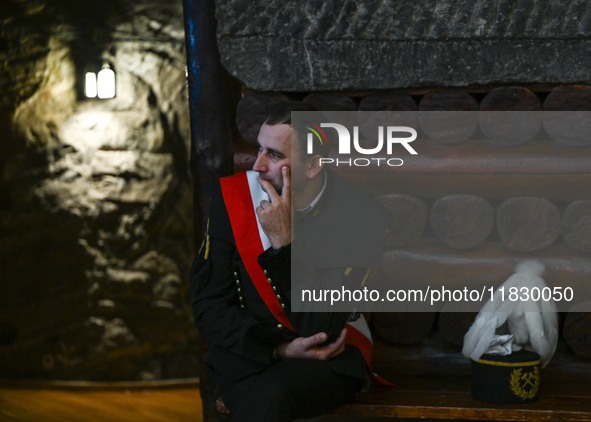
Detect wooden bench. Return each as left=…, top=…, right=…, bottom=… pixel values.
left=322, top=337, right=591, bottom=421
left=331, top=377, right=591, bottom=421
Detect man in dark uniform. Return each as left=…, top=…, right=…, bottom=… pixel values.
left=190, top=101, right=390, bottom=421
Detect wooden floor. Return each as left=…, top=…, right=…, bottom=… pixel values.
left=0, top=380, right=203, bottom=422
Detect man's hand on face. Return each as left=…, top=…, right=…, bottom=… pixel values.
left=273, top=328, right=347, bottom=361
left=256, top=166, right=292, bottom=249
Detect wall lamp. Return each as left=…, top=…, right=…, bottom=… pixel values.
left=85, top=62, right=116, bottom=99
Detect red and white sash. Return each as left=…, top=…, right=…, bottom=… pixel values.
left=220, top=171, right=376, bottom=373
left=221, top=171, right=295, bottom=332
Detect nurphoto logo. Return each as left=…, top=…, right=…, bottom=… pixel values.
left=305, top=121, right=417, bottom=167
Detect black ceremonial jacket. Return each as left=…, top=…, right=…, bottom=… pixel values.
left=190, top=170, right=391, bottom=383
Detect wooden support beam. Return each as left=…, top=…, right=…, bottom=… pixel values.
left=334, top=142, right=591, bottom=201
left=183, top=0, right=240, bottom=245
left=182, top=2, right=239, bottom=421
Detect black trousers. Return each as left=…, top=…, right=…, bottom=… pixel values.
left=213, top=358, right=362, bottom=422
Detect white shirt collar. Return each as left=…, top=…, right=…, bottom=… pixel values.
left=296, top=172, right=327, bottom=214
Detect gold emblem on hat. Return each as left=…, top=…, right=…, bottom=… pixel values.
left=510, top=366, right=540, bottom=400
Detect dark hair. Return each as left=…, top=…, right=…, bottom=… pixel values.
left=264, top=100, right=318, bottom=125
left=263, top=101, right=331, bottom=158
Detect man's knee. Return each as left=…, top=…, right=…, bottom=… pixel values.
left=215, top=360, right=361, bottom=421
left=248, top=377, right=296, bottom=408
left=228, top=379, right=295, bottom=422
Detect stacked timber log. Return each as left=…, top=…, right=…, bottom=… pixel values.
left=234, top=86, right=591, bottom=356
left=496, top=197, right=561, bottom=252
left=543, top=85, right=591, bottom=147
left=374, top=194, right=426, bottom=248
left=418, top=89, right=478, bottom=145
left=303, top=92, right=357, bottom=111
left=479, top=86, right=542, bottom=145
left=359, top=92, right=417, bottom=146
left=430, top=195, right=494, bottom=250
left=563, top=304, right=591, bottom=359
left=561, top=201, right=591, bottom=253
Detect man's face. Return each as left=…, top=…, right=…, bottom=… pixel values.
left=253, top=123, right=306, bottom=193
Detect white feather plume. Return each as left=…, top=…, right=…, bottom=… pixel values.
left=462, top=260, right=558, bottom=367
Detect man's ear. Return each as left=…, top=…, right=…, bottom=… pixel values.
left=305, top=155, right=324, bottom=179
